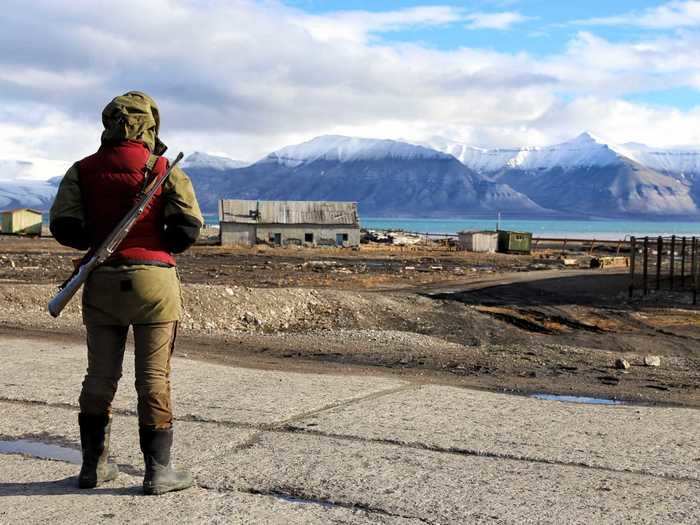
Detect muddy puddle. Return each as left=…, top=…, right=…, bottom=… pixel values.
left=531, top=394, right=624, bottom=405
left=0, top=439, right=81, bottom=463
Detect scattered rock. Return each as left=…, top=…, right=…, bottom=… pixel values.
left=644, top=355, right=661, bottom=367
left=614, top=358, right=630, bottom=370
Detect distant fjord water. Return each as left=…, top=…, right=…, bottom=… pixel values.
left=202, top=214, right=700, bottom=240
left=360, top=218, right=700, bottom=240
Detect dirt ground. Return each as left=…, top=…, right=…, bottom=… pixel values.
left=1, top=234, right=698, bottom=407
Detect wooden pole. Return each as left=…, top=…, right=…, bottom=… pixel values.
left=656, top=236, right=663, bottom=290
left=643, top=236, right=649, bottom=295
left=681, top=236, right=687, bottom=286
left=691, top=236, right=697, bottom=290
left=669, top=235, right=675, bottom=289
left=628, top=236, right=636, bottom=298
left=692, top=237, right=700, bottom=305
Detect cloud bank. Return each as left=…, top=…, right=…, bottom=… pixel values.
left=1, top=0, right=699, bottom=173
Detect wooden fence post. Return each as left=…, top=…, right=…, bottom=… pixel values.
left=669, top=235, right=675, bottom=289
left=628, top=236, right=636, bottom=298
left=693, top=237, right=698, bottom=306
left=681, top=236, right=687, bottom=286
left=643, top=236, right=649, bottom=295
left=656, top=236, right=663, bottom=290
left=692, top=237, right=697, bottom=289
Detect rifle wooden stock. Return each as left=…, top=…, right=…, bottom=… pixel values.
left=48, top=152, right=184, bottom=318
left=48, top=258, right=98, bottom=317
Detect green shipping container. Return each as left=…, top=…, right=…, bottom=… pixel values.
left=497, top=230, right=532, bottom=254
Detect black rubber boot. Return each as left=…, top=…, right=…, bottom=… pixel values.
left=139, top=427, right=193, bottom=495
left=78, top=413, right=119, bottom=488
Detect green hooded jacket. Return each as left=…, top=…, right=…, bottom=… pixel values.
left=50, top=91, right=204, bottom=325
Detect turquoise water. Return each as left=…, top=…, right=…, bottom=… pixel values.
left=361, top=218, right=700, bottom=240
left=203, top=214, right=700, bottom=240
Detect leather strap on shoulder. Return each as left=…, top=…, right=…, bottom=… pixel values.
left=140, top=153, right=161, bottom=193
left=145, top=153, right=159, bottom=173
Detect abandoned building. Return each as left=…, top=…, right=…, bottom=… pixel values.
left=218, top=199, right=360, bottom=247
left=457, top=231, right=498, bottom=253
left=0, top=208, right=43, bottom=236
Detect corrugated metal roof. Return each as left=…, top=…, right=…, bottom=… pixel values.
left=219, top=200, right=359, bottom=225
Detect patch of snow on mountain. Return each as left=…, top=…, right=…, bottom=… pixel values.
left=430, top=132, right=623, bottom=172
left=182, top=152, right=248, bottom=170
left=262, top=135, right=451, bottom=167
left=425, top=137, right=518, bottom=173
left=0, top=180, right=57, bottom=210
left=615, top=143, right=700, bottom=175
left=503, top=133, right=621, bottom=170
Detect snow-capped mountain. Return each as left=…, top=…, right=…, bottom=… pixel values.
left=498, top=162, right=697, bottom=216
left=261, top=135, right=451, bottom=167
left=181, top=152, right=249, bottom=170
left=430, top=132, right=700, bottom=176
left=0, top=179, right=58, bottom=210
left=426, top=138, right=521, bottom=174
left=428, top=133, right=700, bottom=217
left=615, top=143, right=700, bottom=175
left=5, top=133, right=700, bottom=218
left=186, top=135, right=543, bottom=215
left=0, top=159, right=69, bottom=211
left=430, top=133, right=622, bottom=173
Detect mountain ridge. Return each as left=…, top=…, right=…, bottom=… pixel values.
left=185, top=136, right=544, bottom=216
left=428, top=132, right=700, bottom=175
left=3, top=133, right=700, bottom=218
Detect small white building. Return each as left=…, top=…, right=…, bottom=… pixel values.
left=219, top=199, right=360, bottom=247
left=458, top=231, right=498, bottom=253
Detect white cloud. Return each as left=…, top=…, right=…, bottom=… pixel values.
left=530, top=97, right=700, bottom=148
left=299, top=6, right=465, bottom=43
left=464, top=11, right=530, bottom=30
left=577, top=1, right=700, bottom=29
left=0, top=0, right=699, bottom=171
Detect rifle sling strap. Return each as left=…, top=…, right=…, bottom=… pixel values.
left=140, top=153, right=164, bottom=194
left=146, top=153, right=159, bottom=172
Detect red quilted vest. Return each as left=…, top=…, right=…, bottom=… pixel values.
left=78, top=140, right=175, bottom=266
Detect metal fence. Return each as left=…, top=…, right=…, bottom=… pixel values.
left=628, top=236, right=700, bottom=304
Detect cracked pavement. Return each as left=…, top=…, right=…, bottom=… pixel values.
left=0, top=335, right=698, bottom=524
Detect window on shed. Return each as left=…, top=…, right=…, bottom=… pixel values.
left=305, top=233, right=314, bottom=243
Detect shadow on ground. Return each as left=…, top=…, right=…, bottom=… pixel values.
left=0, top=475, right=140, bottom=497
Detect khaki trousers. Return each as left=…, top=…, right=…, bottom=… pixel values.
left=79, top=322, right=178, bottom=429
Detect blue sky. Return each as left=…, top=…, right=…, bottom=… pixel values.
left=1, top=0, right=700, bottom=172
left=286, top=0, right=700, bottom=110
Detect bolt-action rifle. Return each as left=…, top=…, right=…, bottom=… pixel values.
left=48, top=152, right=184, bottom=318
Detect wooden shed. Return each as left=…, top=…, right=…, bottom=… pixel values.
left=219, top=200, right=360, bottom=247
left=0, top=208, right=43, bottom=236
left=457, top=231, right=498, bottom=253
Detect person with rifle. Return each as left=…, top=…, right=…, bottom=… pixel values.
left=49, top=91, right=203, bottom=495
